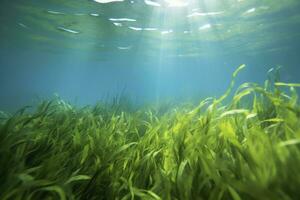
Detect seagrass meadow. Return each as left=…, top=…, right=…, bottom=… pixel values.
left=1, top=65, right=300, bottom=200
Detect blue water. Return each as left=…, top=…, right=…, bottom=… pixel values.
left=0, top=0, right=300, bottom=112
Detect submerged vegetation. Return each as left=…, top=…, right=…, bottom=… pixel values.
left=1, top=65, right=300, bottom=200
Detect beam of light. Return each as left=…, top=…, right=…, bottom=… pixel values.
left=140, top=0, right=228, bottom=101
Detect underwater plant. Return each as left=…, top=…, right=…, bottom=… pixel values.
left=0, top=65, right=300, bottom=200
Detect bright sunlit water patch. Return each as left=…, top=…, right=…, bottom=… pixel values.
left=47, top=10, right=64, bottom=15
left=90, top=13, right=100, bottom=17
left=145, top=0, right=161, bottom=7
left=244, top=7, right=256, bottom=14
left=198, top=23, right=212, bottom=30
left=18, top=23, right=28, bottom=29
left=165, top=0, right=189, bottom=7
left=129, top=26, right=143, bottom=31
left=113, top=22, right=122, bottom=27
left=57, top=27, right=80, bottom=34
left=187, top=11, right=224, bottom=18
left=161, top=29, right=173, bottom=35
left=94, top=0, right=124, bottom=3
left=108, top=18, right=137, bottom=22
left=117, top=46, right=132, bottom=50
left=144, top=28, right=158, bottom=31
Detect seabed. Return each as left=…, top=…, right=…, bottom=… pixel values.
left=1, top=66, right=300, bottom=200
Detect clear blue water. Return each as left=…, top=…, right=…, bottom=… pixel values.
left=0, top=0, right=300, bottom=111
